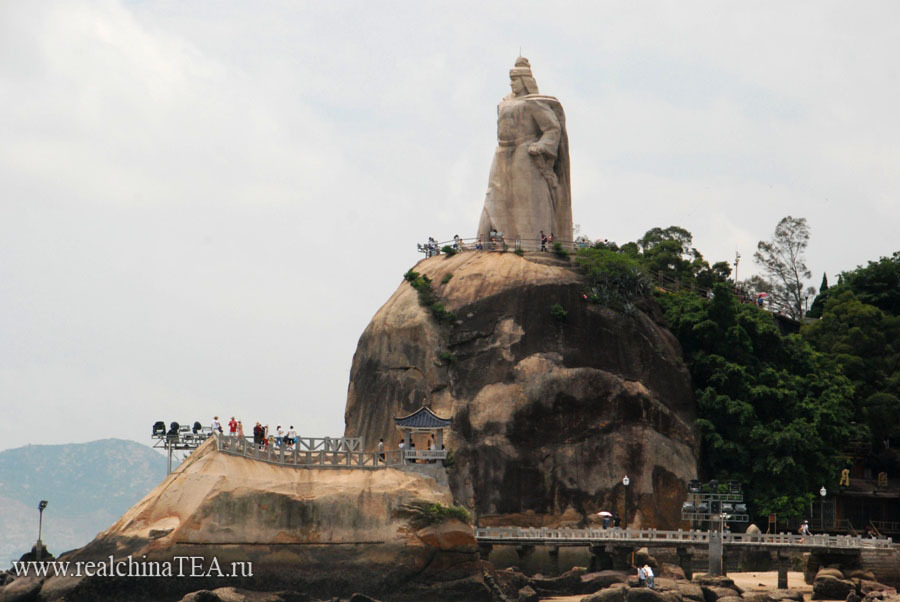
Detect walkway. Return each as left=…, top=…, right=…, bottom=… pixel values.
left=215, top=433, right=446, bottom=469
left=474, top=526, right=893, bottom=551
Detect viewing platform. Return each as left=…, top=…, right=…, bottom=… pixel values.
left=215, top=434, right=447, bottom=469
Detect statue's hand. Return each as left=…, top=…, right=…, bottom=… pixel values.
left=528, top=143, right=542, bottom=156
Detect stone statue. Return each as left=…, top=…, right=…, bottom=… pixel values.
left=477, top=57, right=572, bottom=245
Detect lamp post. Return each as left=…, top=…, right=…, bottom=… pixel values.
left=36, top=500, right=48, bottom=561
left=819, top=486, right=827, bottom=532
left=622, top=475, right=630, bottom=530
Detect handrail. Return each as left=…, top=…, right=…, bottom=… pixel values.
left=214, top=434, right=445, bottom=470
left=473, top=526, right=893, bottom=549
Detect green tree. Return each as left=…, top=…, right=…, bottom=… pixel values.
left=807, top=273, right=829, bottom=319
left=574, top=246, right=648, bottom=308
left=754, top=216, right=815, bottom=319
left=659, top=283, right=854, bottom=519
left=802, top=289, right=900, bottom=452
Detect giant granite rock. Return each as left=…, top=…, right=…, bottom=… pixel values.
left=4, top=438, right=488, bottom=602
left=344, top=252, right=698, bottom=527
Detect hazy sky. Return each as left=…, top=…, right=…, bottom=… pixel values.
left=2, top=2, right=898, bottom=453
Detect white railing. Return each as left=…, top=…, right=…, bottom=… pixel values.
left=473, top=527, right=894, bottom=549
left=417, top=236, right=588, bottom=257
left=216, top=435, right=448, bottom=470
left=405, top=449, right=448, bottom=461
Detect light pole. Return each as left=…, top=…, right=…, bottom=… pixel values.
left=36, top=500, right=48, bottom=561
left=819, top=486, right=827, bottom=532
left=622, top=476, right=630, bottom=530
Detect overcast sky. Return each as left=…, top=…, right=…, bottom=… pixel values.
left=2, top=1, right=899, bottom=453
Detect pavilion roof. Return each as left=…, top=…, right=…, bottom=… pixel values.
left=394, top=406, right=451, bottom=429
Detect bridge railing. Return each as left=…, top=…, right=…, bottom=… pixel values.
left=474, top=526, right=893, bottom=549
left=216, top=435, right=446, bottom=470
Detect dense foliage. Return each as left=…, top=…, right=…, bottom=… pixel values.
left=802, top=253, right=900, bottom=468
left=658, top=284, right=854, bottom=518
left=580, top=221, right=897, bottom=522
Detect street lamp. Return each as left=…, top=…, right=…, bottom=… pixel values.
left=36, top=500, right=48, bottom=561
left=622, top=476, right=630, bottom=529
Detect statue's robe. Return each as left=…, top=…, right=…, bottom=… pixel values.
left=477, top=93, right=572, bottom=244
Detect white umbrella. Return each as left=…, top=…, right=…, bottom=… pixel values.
left=597, top=511, right=613, bottom=517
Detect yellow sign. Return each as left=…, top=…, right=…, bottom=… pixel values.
left=878, top=472, right=888, bottom=487
left=840, top=469, right=850, bottom=487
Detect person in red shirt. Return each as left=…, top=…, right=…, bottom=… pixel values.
left=228, top=417, right=238, bottom=438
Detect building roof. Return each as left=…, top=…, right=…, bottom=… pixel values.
left=394, top=406, right=451, bottom=429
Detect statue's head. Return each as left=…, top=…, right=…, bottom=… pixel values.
left=509, top=56, right=539, bottom=96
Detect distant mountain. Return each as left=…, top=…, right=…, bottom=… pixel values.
left=0, top=438, right=168, bottom=566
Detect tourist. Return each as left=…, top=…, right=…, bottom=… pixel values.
left=540, top=230, right=547, bottom=251
left=643, top=565, right=655, bottom=589
left=636, top=565, right=645, bottom=588
left=602, top=514, right=611, bottom=529
left=428, top=434, right=437, bottom=463
left=453, top=234, right=462, bottom=252
left=212, top=416, right=222, bottom=434
left=398, top=439, right=406, bottom=463
left=287, top=425, right=297, bottom=449
left=377, top=438, right=385, bottom=463
left=237, top=421, right=244, bottom=440
left=799, top=520, right=811, bottom=539
left=228, top=416, right=238, bottom=438
left=548, top=233, right=554, bottom=245
left=263, top=425, right=270, bottom=448
left=253, top=422, right=262, bottom=447
left=275, top=425, right=284, bottom=448
left=475, top=238, right=483, bottom=250
left=613, top=514, right=621, bottom=529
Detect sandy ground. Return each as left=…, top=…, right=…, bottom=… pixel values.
left=542, top=571, right=813, bottom=602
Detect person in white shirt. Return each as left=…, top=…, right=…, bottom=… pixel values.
left=642, top=565, right=655, bottom=589
left=286, top=426, right=297, bottom=449
left=276, top=425, right=285, bottom=448
left=212, top=416, right=222, bottom=434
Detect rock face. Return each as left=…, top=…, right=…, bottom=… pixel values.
left=344, top=252, right=698, bottom=527
left=10, top=439, right=487, bottom=602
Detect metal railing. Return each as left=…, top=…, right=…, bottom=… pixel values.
left=216, top=435, right=446, bottom=470
left=473, top=526, right=893, bottom=549
left=418, top=236, right=585, bottom=257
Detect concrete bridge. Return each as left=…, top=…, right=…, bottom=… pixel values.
left=475, top=526, right=895, bottom=587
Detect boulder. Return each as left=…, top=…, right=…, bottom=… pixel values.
left=693, top=576, right=742, bottom=594
left=743, top=594, right=769, bottom=602
left=767, top=590, right=804, bottom=602
left=660, top=563, right=687, bottom=580
left=583, top=585, right=629, bottom=602
left=0, top=576, right=43, bottom=602
left=745, top=524, right=761, bottom=534
left=655, top=578, right=679, bottom=591
left=718, top=597, right=743, bottom=602
left=818, top=568, right=846, bottom=580
left=635, top=548, right=660, bottom=570
left=518, top=585, right=539, bottom=602
left=531, top=567, right=586, bottom=594
left=846, top=571, right=876, bottom=582
left=704, top=586, right=743, bottom=602
left=493, top=568, right=530, bottom=599
left=22, top=439, right=488, bottom=602
left=580, top=571, right=630, bottom=593
left=628, top=588, right=672, bottom=602
left=344, top=253, right=698, bottom=527
left=675, top=582, right=704, bottom=602
left=813, top=575, right=855, bottom=600
left=859, top=581, right=896, bottom=596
